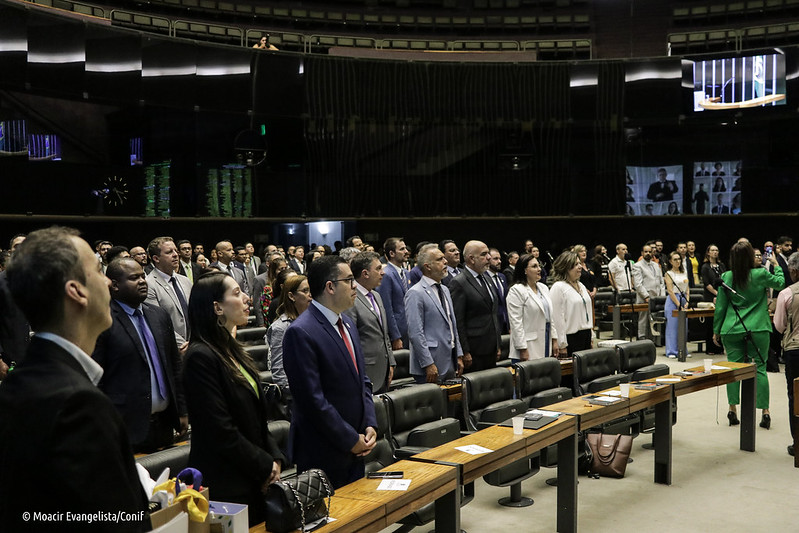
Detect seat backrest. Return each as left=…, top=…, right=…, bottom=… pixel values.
left=689, top=288, right=704, bottom=303
left=616, top=290, right=636, bottom=305
left=384, top=384, right=454, bottom=448
left=364, top=396, right=396, bottom=473
left=499, top=334, right=511, bottom=361
left=463, top=368, right=525, bottom=430
left=244, top=344, right=270, bottom=371
left=649, top=296, right=667, bottom=314
left=236, top=326, right=267, bottom=345
left=392, top=349, right=411, bottom=380
left=515, top=358, right=572, bottom=407
left=573, top=348, right=621, bottom=396
left=136, top=444, right=190, bottom=480
left=618, top=340, right=656, bottom=373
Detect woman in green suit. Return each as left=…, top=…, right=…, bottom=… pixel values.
left=713, top=241, right=784, bottom=428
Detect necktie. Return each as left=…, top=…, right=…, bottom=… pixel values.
left=433, top=283, right=455, bottom=347
left=477, top=273, right=494, bottom=301
left=183, top=262, right=193, bottom=284
left=366, top=291, right=382, bottom=327
left=133, top=309, right=168, bottom=400
left=337, top=318, right=358, bottom=373
left=170, top=276, right=189, bottom=323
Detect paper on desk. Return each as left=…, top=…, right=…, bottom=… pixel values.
left=454, top=444, right=494, bottom=455
left=592, top=395, right=622, bottom=403
left=656, top=378, right=681, bottom=382
left=526, top=409, right=561, bottom=417
left=304, top=517, right=335, bottom=531
left=711, top=365, right=727, bottom=370
left=377, top=479, right=412, bottom=491
left=604, top=390, right=622, bottom=396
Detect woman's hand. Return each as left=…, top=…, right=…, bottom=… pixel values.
left=519, top=348, right=529, bottom=361
left=261, top=461, right=282, bottom=493
left=713, top=334, right=722, bottom=347
left=768, top=253, right=779, bottom=267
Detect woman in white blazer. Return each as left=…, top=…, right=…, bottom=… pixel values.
left=506, top=254, right=559, bottom=362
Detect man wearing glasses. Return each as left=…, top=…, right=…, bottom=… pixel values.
left=283, top=255, right=377, bottom=489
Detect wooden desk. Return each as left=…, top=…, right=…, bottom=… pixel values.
left=249, top=460, right=459, bottom=533
left=649, top=361, right=756, bottom=452
left=671, top=308, right=715, bottom=362
left=608, top=302, right=648, bottom=339
left=546, top=395, right=630, bottom=430
left=409, top=416, right=578, bottom=533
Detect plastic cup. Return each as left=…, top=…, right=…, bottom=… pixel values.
left=704, top=358, right=713, bottom=372
left=619, top=383, right=630, bottom=398
left=512, top=416, right=525, bottom=435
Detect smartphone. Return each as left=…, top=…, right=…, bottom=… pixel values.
left=525, top=413, right=543, bottom=421
left=765, top=245, right=773, bottom=255
left=367, top=471, right=404, bottom=479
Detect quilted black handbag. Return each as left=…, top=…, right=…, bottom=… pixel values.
left=264, top=469, right=334, bottom=533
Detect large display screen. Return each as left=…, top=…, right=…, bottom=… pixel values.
left=625, top=165, right=683, bottom=216
left=692, top=160, right=741, bottom=214
left=690, top=52, right=786, bottom=111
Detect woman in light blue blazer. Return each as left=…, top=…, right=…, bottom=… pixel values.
left=507, top=254, right=559, bottom=363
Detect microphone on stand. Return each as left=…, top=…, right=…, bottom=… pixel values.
left=713, top=278, right=746, bottom=299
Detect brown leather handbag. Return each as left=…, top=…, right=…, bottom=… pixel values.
left=586, top=433, right=633, bottom=478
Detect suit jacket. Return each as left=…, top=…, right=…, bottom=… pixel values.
left=211, top=261, right=250, bottom=295
left=714, top=267, right=785, bottom=335
left=92, top=300, right=186, bottom=445
left=178, top=261, right=203, bottom=284
left=283, top=303, right=377, bottom=489
left=408, top=265, right=423, bottom=287
left=344, top=289, right=396, bottom=393
left=449, top=270, right=501, bottom=366
left=0, top=337, right=149, bottom=532
left=712, top=204, right=730, bottom=214
left=405, top=277, right=463, bottom=379
left=183, top=343, right=286, bottom=525
left=632, top=259, right=665, bottom=301
left=487, top=271, right=509, bottom=333
left=288, top=257, right=305, bottom=275
left=145, top=269, right=193, bottom=346
left=251, top=272, right=270, bottom=327
left=376, top=264, right=410, bottom=344
left=506, top=282, right=558, bottom=360
left=0, top=271, right=30, bottom=366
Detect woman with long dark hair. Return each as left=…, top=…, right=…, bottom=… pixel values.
left=266, top=275, right=312, bottom=392
left=713, top=242, right=784, bottom=428
left=549, top=250, right=594, bottom=357
left=183, top=272, right=286, bottom=526
left=664, top=251, right=689, bottom=359
left=506, top=254, right=559, bottom=362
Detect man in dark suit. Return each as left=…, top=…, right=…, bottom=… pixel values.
left=646, top=168, right=678, bottom=202
left=440, top=239, right=462, bottom=287
left=487, top=247, right=510, bottom=334
left=283, top=255, right=377, bottom=489
left=93, top=258, right=187, bottom=452
left=376, top=237, right=411, bottom=350
left=775, top=236, right=793, bottom=275
left=405, top=245, right=464, bottom=383
left=212, top=240, right=249, bottom=295
left=288, top=245, right=306, bottom=274
left=344, top=251, right=396, bottom=393
left=449, top=240, right=501, bottom=372
left=711, top=194, right=729, bottom=214
left=176, top=239, right=203, bottom=284
left=503, top=251, right=519, bottom=284
left=0, top=235, right=30, bottom=371
left=0, top=227, right=148, bottom=532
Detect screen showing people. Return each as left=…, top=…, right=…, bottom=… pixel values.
left=691, top=53, right=786, bottom=111
left=625, top=165, right=683, bottom=216
left=692, top=160, right=741, bottom=215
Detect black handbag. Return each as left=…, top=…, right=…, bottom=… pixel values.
left=264, top=469, right=334, bottom=533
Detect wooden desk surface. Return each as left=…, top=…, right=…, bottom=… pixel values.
left=546, top=394, right=630, bottom=430
left=644, top=361, right=755, bottom=397
left=334, top=460, right=457, bottom=524
left=410, top=417, right=576, bottom=484
left=248, top=496, right=386, bottom=533
left=608, top=303, right=649, bottom=313
left=670, top=308, right=715, bottom=318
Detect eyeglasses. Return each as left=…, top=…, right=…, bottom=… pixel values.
left=329, top=277, right=356, bottom=286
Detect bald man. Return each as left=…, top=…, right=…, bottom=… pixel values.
left=449, top=240, right=501, bottom=372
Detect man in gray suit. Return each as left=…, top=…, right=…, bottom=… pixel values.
left=344, top=251, right=396, bottom=393
left=632, top=243, right=665, bottom=340
left=405, top=245, right=464, bottom=383
left=212, top=240, right=249, bottom=296
left=145, top=236, right=193, bottom=351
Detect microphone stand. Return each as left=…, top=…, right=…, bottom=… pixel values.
left=623, top=260, right=636, bottom=341
left=718, top=285, right=761, bottom=365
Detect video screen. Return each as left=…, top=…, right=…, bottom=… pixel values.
left=143, top=161, right=171, bottom=217
left=28, top=134, right=61, bottom=161
left=0, top=120, right=27, bottom=156
left=692, top=161, right=741, bottom=215
left=691, top=52, right=786, bottom=111
left=205, top=164, right=252, bottom=217
left=130, top=137, right=143, bottom=166
left=625, top=165, right=683, bottom=216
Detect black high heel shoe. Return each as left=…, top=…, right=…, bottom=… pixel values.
left=760, top=413, right=771, bottom=429
left=728, top=411, right=740, bottom=426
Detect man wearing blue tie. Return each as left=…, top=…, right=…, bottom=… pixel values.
left=405, top=245, right=464, bottom=383
left=376, top=237, right=411, bottom=350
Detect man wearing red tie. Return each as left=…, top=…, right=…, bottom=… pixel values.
left=283, top=255, right=377, bottom=488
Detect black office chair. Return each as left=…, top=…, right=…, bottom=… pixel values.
left=388, top=349, right=416, bottom=390
left=649, top=296, right=668, bottom=347
left=462, top=368, right=538, bottom=507
left=136, top=444, right=191, bottom=480
left=363, top=396, right=395, bottom=474
left=594, top=287, right=615, bottom=333
left=615, top=290, right=638, bottom=340
left=236, top=326, right=267, bottom=345
left=497, top=334, right=512, bottom=367
left=244, top=344, right=270, bottom=371
left=267, top=419, right=295, bottom=477
left=573, top=348, right=639, bottom=437
left=618, top=340, right=677, bottom=438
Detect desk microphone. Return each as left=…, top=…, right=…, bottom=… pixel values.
left=714, top=278, right=746, bottom=299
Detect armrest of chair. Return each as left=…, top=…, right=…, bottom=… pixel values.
left=394, top=446, right=431, bottom=459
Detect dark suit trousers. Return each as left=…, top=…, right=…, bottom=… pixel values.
left=465, top=350, right=497, bottom=373
left=785, top=349, right=799, bottom=442
left=133, top=410, right=175, bottom=454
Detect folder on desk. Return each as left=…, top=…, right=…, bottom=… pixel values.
left=584, top=395, right=623, bottom=406
left=499, top=416, right=559, bottom=430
